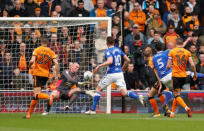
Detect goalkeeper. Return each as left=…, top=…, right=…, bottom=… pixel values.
left=42, top=62, right=93, bottom=115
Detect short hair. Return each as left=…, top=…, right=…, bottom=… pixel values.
left=176, top=38, right=183, bottom=45
left=78, top=0, right=84, bottom=4
left=155, top=42, right=163, bottom=51
left=106, top=36, right=115, bottom=45
left=41, top=37, right=49, bottom=45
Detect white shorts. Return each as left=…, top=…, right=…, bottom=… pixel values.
left=98, top=72, right=126, bottom=90
left=160, top=72, right=172, bottom=89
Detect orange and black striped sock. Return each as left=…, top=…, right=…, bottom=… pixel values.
left=28, top=100, right=38, bottom=114
left=38, top=93, right=49, bottom=99
left=149, top=97, right=159, bottom=115
left=176, top=96, right=188, bottom=109
left=172, top=98, right=178, bottom=113
left=159, top=94, right=165, bottom=104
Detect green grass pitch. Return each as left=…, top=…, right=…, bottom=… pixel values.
left=1, top=113, right=204, bottom=131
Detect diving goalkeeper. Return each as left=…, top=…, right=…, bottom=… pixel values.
left=42, top=62, right=93, bottom=115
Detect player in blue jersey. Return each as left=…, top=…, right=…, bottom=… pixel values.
left=148, top=42, right=173, bottom=117
left=85, top=36, right=145, bottom=114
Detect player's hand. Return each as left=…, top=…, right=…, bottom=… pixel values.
left=193, top=73, right=197, bottom=81
left=93, top=66, right=100, bottom=74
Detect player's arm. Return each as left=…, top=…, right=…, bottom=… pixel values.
left=122, top=55, right=130, bottom=71
left=94, top=57, right=113, bottom=73
left=166, top=59, right=172, bottom=70
left=153, top=65, right=162, bottom=94
left=29, top=55, right=36, bottom=69
left=188, top=57, right=197, bottom=81
left=53, top=58, right=59, bottom=78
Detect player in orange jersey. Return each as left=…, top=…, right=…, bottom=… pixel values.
left=167, top=38, right=197, bottom=118
left=24, top=37, right=59, bottom=119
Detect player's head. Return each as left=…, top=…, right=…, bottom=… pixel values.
left=41, top=37, right=49, bottom=46
left=166, top=41, right=175, bottom=49
left=106, top=36, right=115, bottom=47
left=176, top=38, right=183, bottom=46
left=155, top=42, right=163, bottom=52
left=70, top=62, right=79, bottom=73
left=200, top=53, right=204, bottom=63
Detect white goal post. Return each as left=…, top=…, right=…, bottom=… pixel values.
left=0, top=17, right=112, bottom=114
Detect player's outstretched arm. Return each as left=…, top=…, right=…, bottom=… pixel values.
left=189, top=57, right=197, bottom=81
left=122, top=55, right=130, bottom=71
left=94, top=57, right=113, bottom=73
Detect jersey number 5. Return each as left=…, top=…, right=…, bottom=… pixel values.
left=38, top=54, right=51, bottom=64
left=176, top=55, right=186, bottom=66
left=157, top=58, right=164, bottom=68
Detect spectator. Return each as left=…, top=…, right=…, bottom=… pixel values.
left=123, top=10, right=134, bottom=37
left=183, top=32, right=201, bottom=51
left=130, top=35, right=148, bottom=89
left=70, top=0, right=89, bottom=17
left=59, top=26, right=71, bottom=45
left=9, top=0, right=27, bottom=17
left=54, top=4, right=63, bottom=17
left=167, top=10, right=185, bottom=37
left=145, top=4, right=155, bottom=19
left=114, top=35, right=123, bottom=48
left=81, top=0, right=94, bottom=12
left=34, top=6, right=42, bottom=17
left=11, top=68, right=29, bottom=90
left=123, top=45, right=134, bottom=63
left=129, top=2, right=146, bottom=32
left=148, top=30, right=164, bottom=45
left=185, top=12, right=200, bottom=33
left=95, top=30, right=107, bottom=64
left=1, top=8, right=9, bottom=17
left=124, top=0, right=136, bottom=13
left=189, top=44, right=199, bottom=65
left=89, top=58, right=96, bottom=71
left=142, top=0, right=159, bottom=12
left=90, top=0, right=108, bottom=29
left=27, top=31, right=40, bottom=55
left=163, top=2, right=179, bottom=26
left=146, top=9, right=166, bottom=38
left=149, top=35, right=165, bottom=55
left=125, top=24, right=146, bottom=49
left=0, top=41, right=6, bottom=62
left=24, top=0, right=38, bottom=17
left=124, top=63, right=138, bottom=90
left=107, top=0, right=117, bottom=17
left=22, top=24, right=32, bottom=43
left=40, top=0, right=60, bottom=17
left=163, top=24, right=180, bottom=47
left=196, top=53, right=204, bottom=90
left=60, top=0, right=74, bottom=16
left=184, top=0, right=200, bottom=15
left=49, top=33, right=63, bottom=60
left=0, top=52, right=14, bottom=88
left=112, top=15, right=120, bottom=30
left=111, top=26, right=119, bottom=42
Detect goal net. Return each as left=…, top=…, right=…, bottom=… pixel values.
left=0, top=17, right=112, bottom=114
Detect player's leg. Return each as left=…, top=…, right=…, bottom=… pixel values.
left=148, top=87, right=160, bottom=117
left=36, top=77, right=49, bottom=99
left=116, top=74, right=145, bottom=106
left=65, top=88, right=82, bottom=110
left=42, top=90, right=60, bottom=115
left=171, top=77, right=192, bottom=118
left=25, top=87, right=41, bottom=119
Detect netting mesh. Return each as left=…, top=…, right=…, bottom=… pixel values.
left=0, top=18, right=110, bottom=113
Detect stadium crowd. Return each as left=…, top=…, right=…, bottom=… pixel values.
left=0, top=0, right=203, bottom=90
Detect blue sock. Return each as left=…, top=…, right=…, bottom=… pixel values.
left=164, top=91, right=172, bottom=105
left=91, top=92, right=101, bottom=111
left=126, top=91, right=139, bottom=99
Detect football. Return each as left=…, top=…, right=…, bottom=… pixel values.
left=83, top=71, right=93, bottom=80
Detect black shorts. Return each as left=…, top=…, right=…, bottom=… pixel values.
left=33, top=76, right=48, bottom=88
left=153, top=81, right=167, bottom=92
left=57, top=89, right=71, bottom=100
left=172, top=77, right=186, bottom=90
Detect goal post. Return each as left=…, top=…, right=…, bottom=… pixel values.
left=0, top=17, right=112, bottom=114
